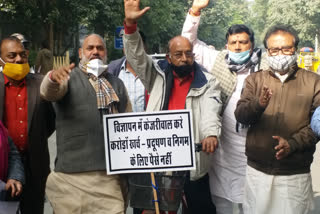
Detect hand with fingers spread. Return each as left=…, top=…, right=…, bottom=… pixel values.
left=201, top=136, right=218, bottom=153
left=259, top=85, right=272, bottom=108
left=273, top=136, right=291, bottom=160
left=192, top=0, right=210, bottom=14
left=124, top=0, right=150, bottom=25
left=5, top=179, right=23, bottom=197
left=50, top=63, right=75, bottom=84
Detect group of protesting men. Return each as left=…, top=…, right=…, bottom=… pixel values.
left=1, top=0, right=320, bottom=213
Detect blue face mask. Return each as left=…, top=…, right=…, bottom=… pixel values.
left=228, top=50, right=251, bottom=64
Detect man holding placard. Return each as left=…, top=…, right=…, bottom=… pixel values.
left=123, top=0, right=222, bottom=213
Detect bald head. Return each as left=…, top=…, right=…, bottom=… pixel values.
left=168, top=36, right=193, bottom=53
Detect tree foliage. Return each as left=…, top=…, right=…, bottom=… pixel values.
left=198, top=0, right=250, bottom=49
left=1, top=0, right=320, bottom=59
left=248, top=0, right=320, bottom=48
left=138, top=0, right=189, bottom=53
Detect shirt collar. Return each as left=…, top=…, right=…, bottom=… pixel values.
left=4, top=74, right=26, bottom=87
left=173, top=71, right=194, bottom=84
left=120, top=59, right=130, bottom=73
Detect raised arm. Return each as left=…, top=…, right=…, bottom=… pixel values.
left=181, top=0, right=219, bottom=71
left=123, top=0, right=156, bottom=92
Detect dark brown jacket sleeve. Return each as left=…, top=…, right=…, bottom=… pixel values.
left=234, top=73, right=265, bottom=125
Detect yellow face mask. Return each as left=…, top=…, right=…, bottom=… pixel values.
left=2, top=62, right=30, bottom=81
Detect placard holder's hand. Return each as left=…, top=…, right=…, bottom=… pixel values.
left=201, top=136, right=218, bottom=153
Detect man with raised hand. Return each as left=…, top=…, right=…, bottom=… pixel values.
left=123, top=0, right=222, bottom=213
left=40, top=34, right=131, bottom=213
left=235, top=25, right=320, bottom=214
left=182, top=0, right=269, bottom=213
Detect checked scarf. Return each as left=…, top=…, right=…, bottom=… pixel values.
left=225, top=48, right=262, bottom=73
left=88, top=74, right=119, bottom=114
left=225, top=48, right=262, bottom=132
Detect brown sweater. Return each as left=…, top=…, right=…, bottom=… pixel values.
left=235, top=67, right=320, bottom=175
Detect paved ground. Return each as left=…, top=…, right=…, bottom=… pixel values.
left=45, top=132, right=320, bottom=214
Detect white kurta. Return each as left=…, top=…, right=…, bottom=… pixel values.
left=244, top=166, right=314, bottom=214
left=209, top=70, right=249, bottom=203
left=181, top=12, right=250, bottom=204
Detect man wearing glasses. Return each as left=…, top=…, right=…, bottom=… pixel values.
left=235, top=25, right=320, bottom=214
left=182, top=1, right=269, bottom=213
left=123, top=0, right=222, bottom=213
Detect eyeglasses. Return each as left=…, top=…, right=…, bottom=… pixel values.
left=267, top=47, right=295, bottom=56
left=171, top=51, right=194, bottom=60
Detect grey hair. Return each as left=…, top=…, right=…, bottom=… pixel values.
left=79, top=33, right=106, bottom=49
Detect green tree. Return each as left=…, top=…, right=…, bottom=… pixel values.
left=136, top=0, right=189, bottom=53
left=249, top=0, right=320, bottom=48
left=247, top=0, right=268, bottom=47
left=197, top=0, right=250, bottom=49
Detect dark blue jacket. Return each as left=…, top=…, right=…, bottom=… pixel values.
left=7, top=137, right=25, bottom=184
left=108, top=56, right=126, bottom=77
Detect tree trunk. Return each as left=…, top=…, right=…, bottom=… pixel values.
left=49, top=23, right=54, bottom=52
left=75, top=24, right=80, bottom=66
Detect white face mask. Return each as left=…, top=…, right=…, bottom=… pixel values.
left=267, top=54, right=297, bottom=74
left=86, top=59, right=108, bottom=77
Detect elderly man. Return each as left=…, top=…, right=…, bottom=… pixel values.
left=235, top=25, right=320, bottom=214
left=0, top=36, right=55, bottom=214
left=40, top=33, right=131, bottom=213
left=181, top=0, right=268, bottom=213
left=123, top=0, right=222, bottom=213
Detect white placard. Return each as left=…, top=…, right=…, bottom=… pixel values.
left=103, top=110, right=195, bottom=174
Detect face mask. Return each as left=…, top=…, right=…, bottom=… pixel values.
left=171, top=63, right=194, bottom=78
left=86, top=59, right=108, bottom=77
left=228, top=50, right=251, bottom=64
left=0, top=58, right=30, bottom=80
left=267, top=54, right=297, bottom=74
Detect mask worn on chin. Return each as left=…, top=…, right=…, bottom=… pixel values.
left=0, top=57, right=30, bottom=80
left=86, top=59, right=108, bottom=77
left=171, top=63, right=194, bottom=78
left=228, top=50, right=251, bottom=64
left=267, top=54, right=297, bottom=74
